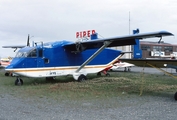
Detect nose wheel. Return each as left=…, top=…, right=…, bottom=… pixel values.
left=15, top=77, right=23, bottom=86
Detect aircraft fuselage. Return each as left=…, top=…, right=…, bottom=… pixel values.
left=6, top=40, right=121, bottom=77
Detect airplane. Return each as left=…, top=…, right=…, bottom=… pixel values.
left=2, top=31, right=173, bottom=87
left=0, top=57, right=12, bottom=68
left=0, top=57, right=14, bottom=76
left=109, top=60, right=135, bottom=72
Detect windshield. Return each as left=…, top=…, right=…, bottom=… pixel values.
left=15, top=52, right=28, bottom=58
left=15, top=48, right=37, bottom=58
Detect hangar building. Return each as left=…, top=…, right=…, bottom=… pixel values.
left=140, top=41, right=177, bottom=59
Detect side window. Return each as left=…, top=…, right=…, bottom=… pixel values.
left=44, top=58, right=49, bottom=64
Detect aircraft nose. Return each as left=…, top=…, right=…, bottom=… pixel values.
left=5, top=64, right=14, bottom=69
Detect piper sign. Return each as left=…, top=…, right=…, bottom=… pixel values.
left=76, top=30, right=96, bottom=38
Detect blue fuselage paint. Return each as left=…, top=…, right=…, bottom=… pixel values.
left=7, top=40, right=121, bottom=69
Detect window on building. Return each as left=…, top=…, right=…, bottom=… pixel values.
left=153, top=46, right=162, bottom=51
left=164, top=46, right=173, bottom=52
left=141, top=45, right=150, bottom=50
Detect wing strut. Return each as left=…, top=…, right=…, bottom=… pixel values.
left=75, top=41, right=112, bottom=73
left=158, top=36, right=162, bottom=43
left=146, top=62, right=177, bottom=79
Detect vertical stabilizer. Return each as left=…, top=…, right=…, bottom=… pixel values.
left=133, top=29, right=142, bottom=59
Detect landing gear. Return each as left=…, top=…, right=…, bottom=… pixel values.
left=127, top=67, right=131, bottom=72
left=78, top=74, right=87, bottom=82
left=15, top=77, right=23, bottom=86
left=174, top=92, right=177, bottom=100
left=97, top=72, right=101, bottom=76
left=124, top=67, right=131, bottom=72
left=124, top=67, right=127, bottom=72
left=106, top=73, right=110, bottom=76
left=46, top=77, right=56, bottom=81
left=4, top=72, right=15, bottom=77
left=97, top=70, right=110, bottom=77
left=45, top=77, right=56, bottom=83
left=5, top=72, right=10, bottom=76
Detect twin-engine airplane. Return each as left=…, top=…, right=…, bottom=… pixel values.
left=3, top=31, right=173, bottom=87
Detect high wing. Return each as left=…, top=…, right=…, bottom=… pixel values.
left=63, top=31, right=173, bottom=52
left=119, top=59, right=177, bottom=68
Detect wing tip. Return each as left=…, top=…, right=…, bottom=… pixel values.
left=159, top=31, right=174, bottom=36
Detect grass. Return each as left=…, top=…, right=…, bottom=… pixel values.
left=0, top=70, right=177, bottom=101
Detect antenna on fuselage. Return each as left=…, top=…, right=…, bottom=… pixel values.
left=34, top=41, right=43, bottom=47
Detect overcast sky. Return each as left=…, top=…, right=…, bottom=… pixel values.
left=0, top=0, right=176, bottom=57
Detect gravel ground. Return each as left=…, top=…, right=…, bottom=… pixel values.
left=0, top=93, right=177, bottom=120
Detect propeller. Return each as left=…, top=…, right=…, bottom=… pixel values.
left=27, top=34, right=30, bottom=47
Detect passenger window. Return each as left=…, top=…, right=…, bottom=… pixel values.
left=31, top=49, right=37, bottom=57
left=44, top=58, right=49, bottom=64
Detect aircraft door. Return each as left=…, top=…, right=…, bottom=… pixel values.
left=20, top=48, right=37, bottom=68
left=37, top=48, right=44, bottom=67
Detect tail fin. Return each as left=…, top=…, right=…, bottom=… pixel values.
left=132, top=29, right=142, bottom=59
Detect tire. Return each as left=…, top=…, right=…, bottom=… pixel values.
left=46, top=77, right=55, bottom=81
left=174, top=92, right=177, bottom=100
left=5, top=72, right=9, bottom=76
left=78, top=74, right=87, bottom=82
left=97, top=72, right=101, bottom=76
left=15, top=78, right=23, bottom=86
left=106, top=73, right=110, bottom=76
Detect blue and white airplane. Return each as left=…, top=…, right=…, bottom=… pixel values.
left=3, top=31, right=173, bottom=85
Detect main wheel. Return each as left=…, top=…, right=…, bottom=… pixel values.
left=46, top=77, right=56, bottom=83
left=15, top=78, right=23, bottom=86
left=106, top=73, right=110, bottom=76
left=174, top=92, right=177, bottom=100
left=46, top=77, right=55, bottom=81
left=78, top=74, right=87, bottom=82
left=97, top=72, right=101, bottom=76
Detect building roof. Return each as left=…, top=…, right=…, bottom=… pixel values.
left=140, top=41, right=177, bottom=46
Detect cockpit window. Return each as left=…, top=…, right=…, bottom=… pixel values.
left=15, top=52, right=28, bottom=58
left=15, top=48, right=37, bottom=58
left=27, top=49, right=37, bottom=57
